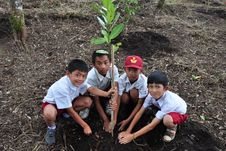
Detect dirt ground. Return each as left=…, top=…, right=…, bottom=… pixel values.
left=0, top=0, right=226, bottom=150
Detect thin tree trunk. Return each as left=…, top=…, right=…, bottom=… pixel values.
left=10, top=0, right=27, bottom=43
left=110, top=44, right=115, bottom=136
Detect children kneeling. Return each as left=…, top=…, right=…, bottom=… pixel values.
left=42, top=59, right=92, bottom=145
left=42, top=56, right=188, bottom=145
left=118, top=70, right=188, bottom=143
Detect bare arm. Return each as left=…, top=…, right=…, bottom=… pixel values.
left=94, top=96, right=109, bottom=122
left=66, top=107, right=91, bottom=135
left=127, top=106, right=145, bottom=133
left=126, top=98, right=143, bottom=123
left=119, top=112, right=161, bottom=144
left=133, top=117, right=161, bottom=139
left=88, top=87, right=110, bottom=97
left=118, top=107, right=145, bottom=142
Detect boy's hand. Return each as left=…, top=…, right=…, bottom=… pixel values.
left=109, top=99, right=117, bottom=111
left=118, top=131, right=130, bottom=140
left=118, top=119, right=129, bottom=131
left=83, top=125, right=92, bottom=135
left=103, top=119, right=111, bottom=133
left=107, top=87, right=117, bottom=97
left=118, top=133, right=133, bottom=144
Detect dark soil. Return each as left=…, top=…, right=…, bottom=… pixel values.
left=0, top=0, right=226, bottom=150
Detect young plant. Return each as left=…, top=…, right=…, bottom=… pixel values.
left=91, top=0, right=139, bottom=135
left=91, top=0, right=123, bottom=135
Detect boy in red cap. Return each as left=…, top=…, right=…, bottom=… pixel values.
left=118, top=70, right=188, bottom=144
left=115, top=55, right=148, bottom=131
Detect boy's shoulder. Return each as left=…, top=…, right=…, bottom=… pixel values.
left=112, top=64, right=119, bottom=70
left=164, top=90, right=184, bottom=102
left=48, top=76, right=69, bottom=91
left=86, top=67, right=97, bottom=78
left=138, top=73, right=147, bottom=81
left=119, top=72, right=127, bottom=79
left=52, top=76, right=67, bottom=86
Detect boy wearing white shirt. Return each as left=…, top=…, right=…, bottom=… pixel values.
left=115, top=55, right=148, bottom=131
left=42, top=59, right=92, bottom=145
left=86, top=50, right=119, bottom=132
left=118, top=70, right=188, bottom=144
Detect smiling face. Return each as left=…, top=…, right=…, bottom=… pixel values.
left=67, top=70, right=87, bottom=87
left=93, top=55, right=111, bottom=76
left=125, top=67, right=141, bottom=82
left=148, top=83, right=167, bottom=100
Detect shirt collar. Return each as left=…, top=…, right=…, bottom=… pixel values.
left=66, top=76, right=78, bottom=91
left=153, top=91, right=167, bottom=106
left=94, top=67, right=111, bottom=81
left=125, top=74, right=140, bottom=84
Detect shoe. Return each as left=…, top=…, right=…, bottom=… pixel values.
left=62, top=113, right=70, bottom=118
left=79, top=108, right=90, bottom=119
left=45, top=128, right=56, bottom=145
left=163, top=126, right=177, bottom=142
left=105, top=102, right=112, bottom=116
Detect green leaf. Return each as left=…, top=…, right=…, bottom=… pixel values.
left=108, top=3, right=116, bottom=22
left=112, top=12, right=120, bottom=25
left=109, top=23, right=124, bottom=40
left=101, top=29, right=110, bottom=43
left=91, top=37, right=106, bottom=45
left=97, top=17, right=106, bottom=29
left=101, top=0, right=115, bottom=24
left=102, top=16, right=108, bottom=24
left=200, top=115, right=206, bottom=121
left=191, top=75, right=202, bottom=81
left=102, top=0, right=110, bottom=10
left=112, top=42, right=122, bottom=53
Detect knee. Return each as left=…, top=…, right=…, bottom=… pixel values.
left=121, top=93, right=129, bottom=104
left=43, top=105, right=57, bottom=121
left=163, top=114, right=175, bottom=128
left=129, top=89, right=138, bottom=101
left=84, top=97, right=93, bottom=108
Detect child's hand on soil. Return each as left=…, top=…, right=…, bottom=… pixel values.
left=118, top=119, right=129, bottom=131
left=118, top=131, right=130, bottom=139
left=118, top=133, right=133, bottom=144
left=83, top=125, right=92, bottom=135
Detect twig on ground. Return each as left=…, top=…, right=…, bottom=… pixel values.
left=132, top=139, right=147, bottom=147
left=69, top=145, right=75, bottom=151
left=63, top=131, right=67, bottom=150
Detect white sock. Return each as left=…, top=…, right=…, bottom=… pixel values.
left=48, top=124, right=56, bottom=130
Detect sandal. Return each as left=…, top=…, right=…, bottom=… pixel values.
left=163, top=126, right=177, bottom=142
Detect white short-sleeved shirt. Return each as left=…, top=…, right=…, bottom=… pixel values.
left=143, top=91, right=187, bottom=120
left=118, top=73, right=148, bottom=99
left=85, top=65, right=119, bottom=90
left=43, top=76, right=87, bottom=109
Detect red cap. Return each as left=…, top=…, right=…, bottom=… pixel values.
left=124, top=55, right=143, bottom=69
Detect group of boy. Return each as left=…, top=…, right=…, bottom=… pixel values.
left=42, top=49, right=188, bottom=145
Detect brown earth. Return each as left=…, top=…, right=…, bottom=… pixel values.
left=0, top=0, right=226, bottom=150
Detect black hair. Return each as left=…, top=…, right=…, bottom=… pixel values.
left=66, top=59, right=88, bottom=73
left=92, top=49, right=111, bottom=64
left=147, top=70, right=169, bottom=86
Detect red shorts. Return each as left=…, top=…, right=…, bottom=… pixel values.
left=42, top=102, right=66, bottom=116
left=168, top=112, right=189, bottom=125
